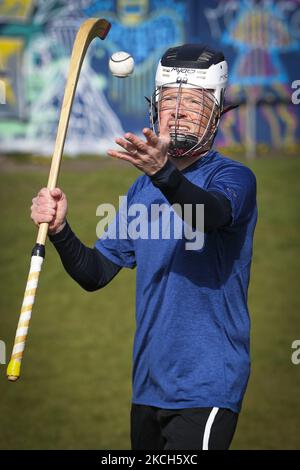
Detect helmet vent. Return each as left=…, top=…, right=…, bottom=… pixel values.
left=198, top=51, right=214, bottom=63
left=161, top=44, right=225, bottom=70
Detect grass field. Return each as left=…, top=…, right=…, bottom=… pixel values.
left=0, top=154, right=300, bottom=449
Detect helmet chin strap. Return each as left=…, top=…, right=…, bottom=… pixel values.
left=168, top=132, right=199, bottom=158
left=167, top=131, right=215, bottom=159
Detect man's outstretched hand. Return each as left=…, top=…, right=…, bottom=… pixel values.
left=107, top=128, right=170, bottom=176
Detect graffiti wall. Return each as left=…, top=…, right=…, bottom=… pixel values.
left=0, top=0, right=299, bottom=156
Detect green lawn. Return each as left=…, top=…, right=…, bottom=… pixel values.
left=0, top=155, right=300, bottom=449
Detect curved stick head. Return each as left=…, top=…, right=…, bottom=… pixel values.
left=82, top=18, right=111, bottom=41
left=95, top=18, right=111, bottom=39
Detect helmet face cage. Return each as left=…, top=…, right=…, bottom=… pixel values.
left=150, top=82, right=221, bottom=158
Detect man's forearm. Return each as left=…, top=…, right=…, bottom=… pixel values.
left=150, top=159, right=232, bottom=231
left=49, top=222, right=121, bottom=291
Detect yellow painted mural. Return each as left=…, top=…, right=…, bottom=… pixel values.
left=117, top=0, right=149, bottom=25
left=0, top=0, right=34, bottom=21
left=0, top=37, right=24, bottom=107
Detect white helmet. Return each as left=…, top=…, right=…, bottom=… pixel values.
left=150, top=44, right=228, bottom=158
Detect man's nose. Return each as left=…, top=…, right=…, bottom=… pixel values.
left=171, top=106, right=187, bottom=118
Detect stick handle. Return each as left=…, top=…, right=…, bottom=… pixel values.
left=7, top=246, right=45, bottom=381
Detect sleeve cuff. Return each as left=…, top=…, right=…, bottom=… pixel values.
left=48, top=221, right=73, bottom=244
left=150, top=159, right=182, bottom=190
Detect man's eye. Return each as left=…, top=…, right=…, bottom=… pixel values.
left=187, top=98, right=200, bottom=105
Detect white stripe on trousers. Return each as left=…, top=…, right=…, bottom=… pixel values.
left=202, top=407, right=219, bottom=450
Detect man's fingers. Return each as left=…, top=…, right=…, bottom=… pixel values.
left=143, top=127, right=170, bottom=150
left=124, top=133, right=148, bottom=152
left=116, top=130, right=164, bottom=154
left=115, top=137, right=136, bottom=154
left=109, top=129, right=168, bottom=174
left=31, top=187, right=66, bottom=231
left=50, top=188, right=63, bottom=199
left=36, top=198, right=56, bottom=209
left=37, top=187, right=62, bottom=206
left=37, top=207, right=56, bottom=216
left=38, top=187, right=50, bottom=198
left=143, top=128, right=159, bottom=146
left=38, top=187, right=63, bottom=199
left=107, top=150, right=136, bottom=164
left=33, top=213, right=54, bottom=224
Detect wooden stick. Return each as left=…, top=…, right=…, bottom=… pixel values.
left=7, top=18, right=111, bottom=381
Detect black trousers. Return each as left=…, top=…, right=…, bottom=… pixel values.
left=131, top=404, right=238, bottom=450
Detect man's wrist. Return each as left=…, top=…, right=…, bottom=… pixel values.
left=48, top=221, right=70, bottom=243
left=49, top=221, right=66, bottom=235
left=150, top=159, right=182, bottom=190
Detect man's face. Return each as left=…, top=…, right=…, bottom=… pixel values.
left=158, top=86, right=218, bottom=143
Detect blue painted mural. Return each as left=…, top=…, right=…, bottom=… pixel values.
left=0, top=0, right=299, bottom=155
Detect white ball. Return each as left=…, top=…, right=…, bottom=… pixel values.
left=109, top=51, right=134, bottom=78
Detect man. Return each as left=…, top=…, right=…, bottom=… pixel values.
left=31, top=44, right=257, bottom=450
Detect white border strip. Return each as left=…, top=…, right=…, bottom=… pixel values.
left=202, top=407, right=219, bottom=450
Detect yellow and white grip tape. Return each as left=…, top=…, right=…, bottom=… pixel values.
left=7, top=255, right=44, bottom=380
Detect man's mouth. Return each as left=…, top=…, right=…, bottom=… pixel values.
left=169, top=126, right=190, bottom=133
